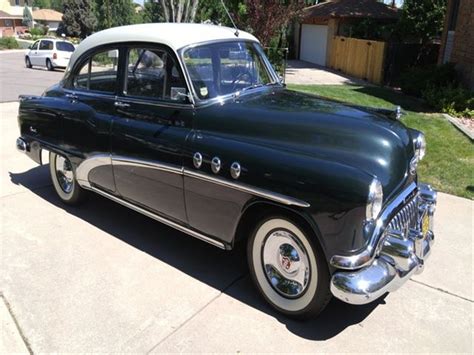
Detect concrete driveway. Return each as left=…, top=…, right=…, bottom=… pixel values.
left=1, top=100, right=472, bottom=353
left=0, top=51, right=64, bottom=102
left=285, top=60, right=366, bottom=86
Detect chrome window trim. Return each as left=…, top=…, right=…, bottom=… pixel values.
left=82, top=184, right=226, bottom=250
left=63, top=88, right=116, bottom=101
left=177, top=39, right=282, bottom=107
left=330, top=182, right=418, bottom=270
left=111, top=95, right=194, bottom=110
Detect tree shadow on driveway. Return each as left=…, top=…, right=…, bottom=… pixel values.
left=9, top=165, right=385, bottom=341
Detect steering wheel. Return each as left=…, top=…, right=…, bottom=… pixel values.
left=230, top=70, right=253, bottom=92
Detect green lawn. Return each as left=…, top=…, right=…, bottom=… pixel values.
left=288, top=84, right=474, bottom=200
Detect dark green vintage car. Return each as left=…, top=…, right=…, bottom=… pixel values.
left=16, top=23, right=437, bottom=318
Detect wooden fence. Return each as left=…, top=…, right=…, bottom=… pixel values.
left=329, top=36, right=386, bottom=85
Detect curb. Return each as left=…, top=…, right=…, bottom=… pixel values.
left=442, top=113, right=474, bottom=141
left=0, top=50, right=25, bottom=54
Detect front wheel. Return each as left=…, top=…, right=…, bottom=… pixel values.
left=49, top=152, right=86, bottom=205
left=46, top=59, right=54, bottom=71
left=247, top=217, right=331, bottom=319
left=25, top=56, right=32, bottom=68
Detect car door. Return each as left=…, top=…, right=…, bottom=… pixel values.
left=111, top=44, right=193, bottom=223
left=38, top=39, right=53, bottom=66
left=61, top=46, right=121, bottom=193
left=28, top=40, right=40, bottom=65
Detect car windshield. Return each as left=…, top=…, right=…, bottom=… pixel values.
left=182, top=41, right=277, bottom=100
left=56, top=41, right=75, bottom=52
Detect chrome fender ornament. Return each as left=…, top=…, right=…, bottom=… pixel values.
left=230, top=162, right=241, bottom=179
left=193, top=152, right=202, bottom=169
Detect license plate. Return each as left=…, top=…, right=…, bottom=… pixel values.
left=422, top=214, right=430, bottom=235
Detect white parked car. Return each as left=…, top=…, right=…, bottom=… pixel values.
left=25, top=38, right=75, bottom=71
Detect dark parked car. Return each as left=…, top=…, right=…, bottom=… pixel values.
left=16, top=23, right=437, bottom=318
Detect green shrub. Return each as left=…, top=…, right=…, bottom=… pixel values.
left=400, top=63, right=458, bottom=97
left=423, top=84, right=474, bottom=118
left=0, top=37, right=19, bottom=49
left=29, top=27, right=46, bottom=36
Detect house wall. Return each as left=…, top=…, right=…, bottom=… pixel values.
left=439, top=0, right=474, bottom=90
left=0, top=0, right=28, bottom=16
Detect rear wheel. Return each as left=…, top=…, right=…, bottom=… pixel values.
left=247, top=216, right=331, bottom=319
left=46, top=58, right=54, bottom=71
left=25, top=56, right=32, bottom=68
left=49, top=152, right=86, bottom=205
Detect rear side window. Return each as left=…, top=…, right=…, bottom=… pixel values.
left=39, top=40, right=53, bottom=50
left=56, top=42, right=75, bottom=52
left=73, top=49, right=119, bottom=93
left=125, top=47, right=188, bottom=102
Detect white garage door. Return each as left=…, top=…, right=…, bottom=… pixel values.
left=300, top=24, right=328, bottom=66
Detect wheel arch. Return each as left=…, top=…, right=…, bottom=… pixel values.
left=233, top=199, right=330, bottom=266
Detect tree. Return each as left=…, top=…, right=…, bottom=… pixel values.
left=142, top=0, right=164, bottom=23
left=196, top=0, right=244, bottom=26
left=95, top=0, right=135, bottom=30
left=62, top=0, right=97, bottom=38
left=238, top=0, right=304, bottom=46
left=33, top=0, right=52, bottom=8
left=398, top=0, right=447, bottom=44
left=22, top=5, right=33, bottom=28
left=159, top=0, right=200, bottom=22
left=50, top=0, right=63, bottom=11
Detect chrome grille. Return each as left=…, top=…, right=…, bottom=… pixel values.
left=387, top=196, right=419, bottom=234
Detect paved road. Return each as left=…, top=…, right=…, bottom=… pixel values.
left=0, top=51, right=64, bottom=102
left=1, top=101, right=472, bottom=352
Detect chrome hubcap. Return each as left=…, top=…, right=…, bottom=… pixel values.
left=55, top=155, right=74, bottom=193
left=262, top=230, right=310, bottom=298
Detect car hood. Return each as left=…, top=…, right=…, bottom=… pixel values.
left=196, top=88, right=416, bottom=199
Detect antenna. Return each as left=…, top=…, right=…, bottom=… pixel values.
left=220, top=0, right=239, bottom=37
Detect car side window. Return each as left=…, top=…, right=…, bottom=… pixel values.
left=31, top=41, right=39, bottom=50
left=125, top=47, right=188, bottom=102
left=39, top=40, right=53, bottom=50
left=73, top=49, right=119, bottom=93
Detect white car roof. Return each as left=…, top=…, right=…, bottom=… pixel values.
left=69, top=23, right=258, bottom=67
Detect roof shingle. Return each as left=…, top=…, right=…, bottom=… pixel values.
left=304, top=0, right=399, bottom=20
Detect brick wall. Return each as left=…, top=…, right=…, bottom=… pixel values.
left=439, top=0, right=474, bottom=90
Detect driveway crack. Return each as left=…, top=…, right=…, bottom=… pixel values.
left=146, top=273, right=247, bottom=353
left=409, top=279, right=473, bottom=303
left=1, top=292, right=33, bottom=354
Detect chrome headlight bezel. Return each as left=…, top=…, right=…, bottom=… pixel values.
left=366, top=178, right=383, bottom=221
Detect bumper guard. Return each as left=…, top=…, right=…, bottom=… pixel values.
left=330, top=183, right=437, bottom=305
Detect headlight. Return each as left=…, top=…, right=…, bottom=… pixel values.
left=366, top=178, right=383, bottom=221
left=414, top=133, right=426, bottom=161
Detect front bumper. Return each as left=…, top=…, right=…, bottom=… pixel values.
left=330, top=183, right=437, bottom=305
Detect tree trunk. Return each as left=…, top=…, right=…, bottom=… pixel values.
left=160, top=0, right=170, bottom=22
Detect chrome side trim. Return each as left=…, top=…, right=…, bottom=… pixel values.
left=330, top=182, right=418, bottom=270
left=76, top=154, right=310, bottom=208
left=112, top=156, right=183, bottom=175
left=183, top=168, right=310, bottom=208
left=76, top=154, right=112, bottom=188
left=83, top=185, right=226, bottom=250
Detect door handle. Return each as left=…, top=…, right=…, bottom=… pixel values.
left=114, top=101, right=130, bottom=108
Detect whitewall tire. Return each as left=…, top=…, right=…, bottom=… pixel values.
left=247, top=217, right=331, bottom=318
left=49, top=152, right=86, bottom=205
